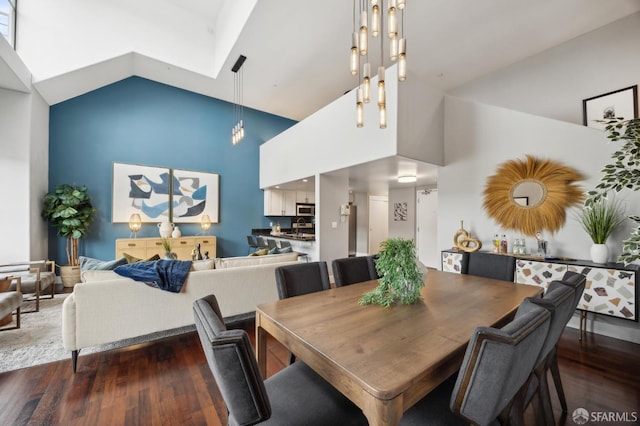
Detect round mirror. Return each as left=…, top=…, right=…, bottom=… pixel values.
left=483, top=156, right=585, bottom=236
left=510, top=179, right=547, bottom=208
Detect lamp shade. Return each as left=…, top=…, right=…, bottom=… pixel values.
left=128, top=213, right=142, bottom=233
left=201, top=214, right=211, bottom=232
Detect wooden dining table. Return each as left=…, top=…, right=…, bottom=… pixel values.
left=255, top=269, right=543, bottom=426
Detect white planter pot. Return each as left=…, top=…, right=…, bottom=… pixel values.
left=590, top=243, right=609, bottom=264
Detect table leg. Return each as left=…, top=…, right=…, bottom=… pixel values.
left=363, top=394, right=403, bottom=426
left=255, top=312, right=267, bottom=379
left=579, top=311, right=587, bottom=341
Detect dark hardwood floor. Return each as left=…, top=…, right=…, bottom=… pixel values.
left=0, top=321, right=638, bottom=425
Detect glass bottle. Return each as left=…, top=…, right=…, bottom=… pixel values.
left=500, top=234, right=508, bottom=254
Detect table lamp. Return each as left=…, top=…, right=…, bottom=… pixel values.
left=129, top=213, right=142, bottom=238
left=200, top=214, right=211, bottom=234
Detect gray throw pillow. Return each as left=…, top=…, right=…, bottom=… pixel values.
left=79, top=256, right=128, bottom=272
left=278, top=246, right=293, bottom=253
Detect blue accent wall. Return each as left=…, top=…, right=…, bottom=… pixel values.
left=48, top=76, right=296, bottom=263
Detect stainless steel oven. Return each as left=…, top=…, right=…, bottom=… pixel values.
left=296, top=203, right=315, bottom=216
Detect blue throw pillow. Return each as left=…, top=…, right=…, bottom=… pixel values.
left=278, top=246, right=293, bottom=253
left=268, top=246, right=280, bottom=255
left=79, top=256, right=128, bottom=272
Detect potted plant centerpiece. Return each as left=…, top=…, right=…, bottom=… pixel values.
left=359, top=238, right=424, bottom=307
left=577, top=196, right=626, bottom=264
left=41, top=184, right=96, bottom=287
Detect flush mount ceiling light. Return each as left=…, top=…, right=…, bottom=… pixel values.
left=398, top=175, right=416, bottom=183
left=351, top=0, right=407, bottom=129
left=231, top=55, right=247, bottom=145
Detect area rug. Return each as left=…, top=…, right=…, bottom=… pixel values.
left=0, top=295, right=194, bottom=373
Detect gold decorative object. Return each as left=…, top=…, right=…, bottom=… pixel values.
left=453, top=220, right=482, bottom=252
left=483, top=155, right=585, bottom=236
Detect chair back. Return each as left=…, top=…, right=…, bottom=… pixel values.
left=267, top=239, right=277, bottom=250
left=257, top=237, right=269, bottom=248
left=366, top=255, right=381, bottom=279
left=450, top=299, right=551, bottom=425
left=275, top=261, right=331, bottom=299
left=518, top=285, right=575, bottom=364
left=466, top=252, right=516, bottom=281
left=194, top=295, right=271, bottom=426
left=247, top=235, right=258, bottom=247
left=332, top=256, right=376, bottom=287
left=560, top=271, right=588, bottom=309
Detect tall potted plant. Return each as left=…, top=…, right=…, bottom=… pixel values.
left=359, top=238, right=424, bottom=307
left=577, top=196, right=626, bottom=263
left=41, top=184, right=96, bottom=286
left=588, top=117, right=640, bottom=265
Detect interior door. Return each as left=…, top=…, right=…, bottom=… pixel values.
left=368, top=196, right=388, bottom=254
left=417, top=190, right=438, bottom=268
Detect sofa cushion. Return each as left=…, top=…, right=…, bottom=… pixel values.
left=215, top=252, right=299, bottom=269
left=80, top=256, right=127, bottom=272
left=81, top=270, right=121, bottom=282
left=192, top=259, right=215, bottom=271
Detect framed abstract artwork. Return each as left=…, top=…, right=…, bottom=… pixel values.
left=112, top=163, right=171, bottom=223
left=583, top=85, right=638, bottom=130
left=171, top=169, right=220, bottom=224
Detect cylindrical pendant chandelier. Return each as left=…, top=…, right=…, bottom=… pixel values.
left=350, top=0, right=407, bottom=129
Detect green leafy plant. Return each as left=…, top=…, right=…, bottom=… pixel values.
left=41, top=184, right=96, bottom=266
left=576, top=196, right=626, bottom=244
left=359, top=238, right=424, bottom=307
left=161, top=238, right=172, bottom=253
left=587, top=117, right=640, bottom=264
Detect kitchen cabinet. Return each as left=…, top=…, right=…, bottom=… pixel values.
left=296, top=191, right=315, bottom=204
left=264, top=190, right=296, bottom=216
left=116, top=236, right=216, bottom=260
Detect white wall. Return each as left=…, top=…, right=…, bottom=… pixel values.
left=317, top=174, right=350, bottom=263
left=451, top=12, right=640, bottom=126
left=0, top=87, right=49, bottom=263
left=352, top=192, right=369, bottom=256
left=441, top=96, right=640, bottom=342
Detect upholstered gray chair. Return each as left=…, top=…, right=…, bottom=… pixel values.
left=332, top=256, right=377, bottom=287
left=275, top=261, right=331, bottom=299
left=257, top=236, right=269, bottom=249
left=542, top=271, right=587, bottom=414
left=193, top=295, right=367, bottom=426
left=275, top=261, right=331, bottom=363
left=367, top=255, right=381, bottom=279
left=246, top=235, right=259, bottom=254
left=465, top=251, right=516, bottom=281
left=399, top=299, right=551, bottom=425
left=517, top=284, right=575, bottom=424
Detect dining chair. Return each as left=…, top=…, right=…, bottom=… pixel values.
left=516, top=284, right=575, bottom=425
left=367, top=254, right=381, bottom=279
left=465, top=251, right=516, bottom=281
left=275, top=261, right=331, bottom=363
left=247, top=235, right=260, bottom=254
left=278, top=240, right=291, bottom=249
left=400, top=299, right=551, bottom=425
left=331, top=256, right=377, bottom=287
left=257, top=236, right=269, bottom=249
left=542, top=271, right=587, bottom=414
left=267, top=239, right=278, bottom=250
left=193, top=295, right=367, bottom=426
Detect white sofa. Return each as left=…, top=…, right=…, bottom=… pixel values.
left=62, top=252, right=299, bottom=372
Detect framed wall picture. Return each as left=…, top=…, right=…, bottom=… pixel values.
left=393, top=202, right=408, bottom=221
left=112, top=162, right=171, bottom=223
left=172, top=169, right=220, bottom=224
left=583, top=85, right=638, bottom=130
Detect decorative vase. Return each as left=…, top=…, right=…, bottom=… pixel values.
left=158, top=221, right=174, bottom=238
left=590, top=243, right=609, bottom=264
left=172, top=226, right=181, bottom=238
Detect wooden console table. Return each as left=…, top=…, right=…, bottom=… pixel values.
left=116, top=236, right=216, bottom=260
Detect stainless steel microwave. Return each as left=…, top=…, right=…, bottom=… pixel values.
left=296, top=203, right=315, bottom=216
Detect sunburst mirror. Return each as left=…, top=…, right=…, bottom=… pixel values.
left=483, top=155, right=585, bottom=236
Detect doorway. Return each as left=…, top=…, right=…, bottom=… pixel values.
left=368, top=195, right=388, bottom=254
left=416, top=189, right=438, bottom=268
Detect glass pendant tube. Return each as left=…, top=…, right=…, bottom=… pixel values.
left=356, top=88, right=364, bottom=127
left=377, top=66, right=386, bottom=107
left=397, top=0, right=405, bottom=10
left=379, top=105, right=387, bottom=129
left=363, top=62, right=371, bottom=103
left=359, top=9, right=368, bottom=56
left=350, top=32, right=359, bottom=75
left=371, top=2, right=380, bottom=37
left=398, top=38, right=406, bottom=81
left=390, top=34, right=398, bottom=61
left=387, top=0, right=398, bottom=38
